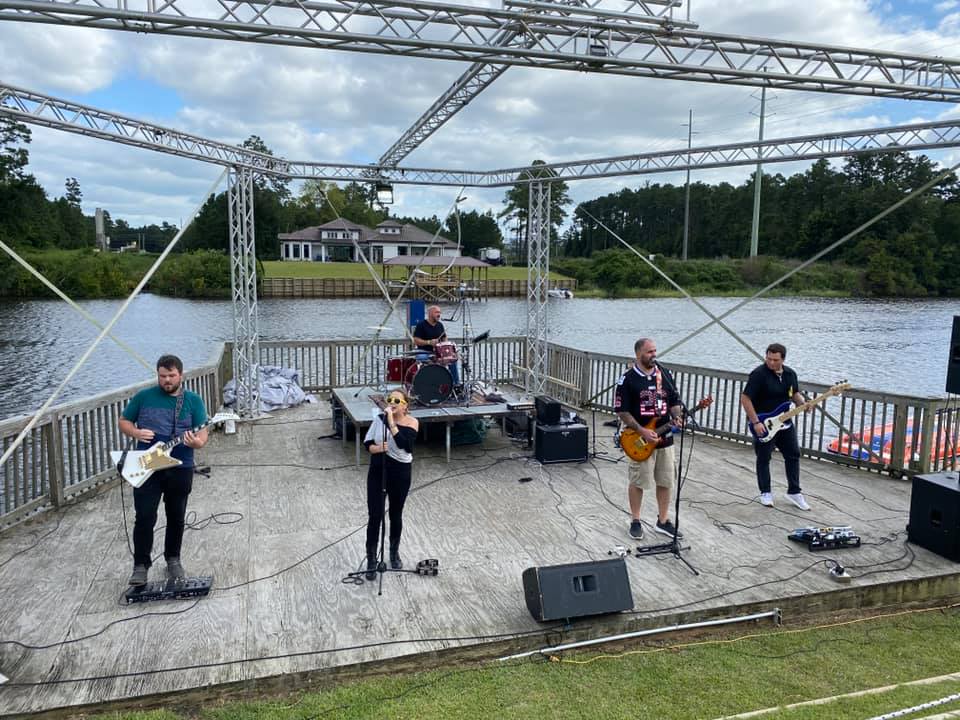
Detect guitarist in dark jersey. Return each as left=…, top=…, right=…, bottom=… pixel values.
left=740, top=343, right=811, bottom=511
left=614, top=338, right=684, bottom=541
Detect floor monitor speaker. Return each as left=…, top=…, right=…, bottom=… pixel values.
left=522, top=558, right=633, bottom=622
left=908, top=471, right=960, bottom=562
left=947, top=316, right=960, bottom=394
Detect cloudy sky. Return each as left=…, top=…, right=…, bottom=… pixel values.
left=1, top=0, right=959, bottom=232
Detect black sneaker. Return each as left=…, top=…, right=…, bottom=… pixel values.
left=655, top=519, right=683, bottom=538
left=166, top=558, right=186, bottom=581
left=629, top=520, right=644, bottom=540
left=128, top=564, right=148, bottom=586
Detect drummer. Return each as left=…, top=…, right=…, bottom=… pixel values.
left=413, top=304, right=460, bottom=387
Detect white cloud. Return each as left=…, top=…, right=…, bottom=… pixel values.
left=3, top=0, right=959, bottom=227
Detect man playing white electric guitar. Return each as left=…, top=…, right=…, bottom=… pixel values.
left=118, top=355, right=209, bottom=586
left=740, top=343, right=811, bottom=511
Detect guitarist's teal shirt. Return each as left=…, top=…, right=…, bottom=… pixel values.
left=122, top=386, right=208, bottom=467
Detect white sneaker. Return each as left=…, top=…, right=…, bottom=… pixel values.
left=786, top=493, right=811, bottom=511
left=759, top=492, right=774, bottom=507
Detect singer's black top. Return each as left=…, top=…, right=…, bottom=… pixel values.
left=614, top=364, right=681, bottom=448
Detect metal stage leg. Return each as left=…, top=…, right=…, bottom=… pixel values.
left=227, top=165, right=261, bottom=419
left=526, top=180, right=551, bottom=395
left=446, top=422, right=451, bottom=463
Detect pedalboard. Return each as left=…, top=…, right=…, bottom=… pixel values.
left=125, top=576, right=214, bottom=604
left=788, top=526, right=861, bottom=551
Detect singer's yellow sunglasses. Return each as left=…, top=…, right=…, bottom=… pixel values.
left=386, top=396, right=408, bottom=406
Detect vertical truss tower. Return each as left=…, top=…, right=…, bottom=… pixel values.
left=526, top=181, right=551, bottom=395
left=227, top=166, right=261, bottom=417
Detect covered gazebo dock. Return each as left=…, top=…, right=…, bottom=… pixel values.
left=382, top=256, right=491, bottom=302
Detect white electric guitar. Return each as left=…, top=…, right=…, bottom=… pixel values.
left=110, top=412, right=239, bottom=488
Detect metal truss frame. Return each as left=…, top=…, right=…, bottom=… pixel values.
left=526, top=181, right=551, bottom=395
left=227, top=165, right=261, bottom=418
left=378, top=0, right=695, bottom=166
left=4, top=84, right=959, bottom=187
left=1, top=0, right=959, bottom=102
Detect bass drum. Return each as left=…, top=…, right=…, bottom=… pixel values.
left=407, top=363, right=453, bottom=406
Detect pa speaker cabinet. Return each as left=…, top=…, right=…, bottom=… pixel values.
left=535, top=395, right=561, bottom=425
left=948, top=316, right=960, bottom=394
left=535, top=422, right=587, bottom=464
left=908, top=471, right=960, bottom=562
left=522, top=558, right=633, bottom=622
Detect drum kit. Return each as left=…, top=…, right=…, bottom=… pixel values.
left=377, top=287, right=490, bottom=407
left=385, top=342, right=459, bottom=406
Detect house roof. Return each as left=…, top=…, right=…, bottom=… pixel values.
left=279, top=219, right=459, bottom=248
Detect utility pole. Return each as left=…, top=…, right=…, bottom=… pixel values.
left=750, top=78, right=768, bottom=258
left=681, top=109, right=696, bottom=261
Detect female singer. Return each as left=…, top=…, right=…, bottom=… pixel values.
left=363, top=389, right=419, bottom=580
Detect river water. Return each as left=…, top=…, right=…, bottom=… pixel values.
left=1, top=294, right=958, bottom=420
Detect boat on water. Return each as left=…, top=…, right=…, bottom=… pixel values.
left=827, top=421, right=959, bottom=466
left=547, top=288, right=574, bottom=298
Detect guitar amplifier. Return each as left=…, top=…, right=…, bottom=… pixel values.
left=535, top=395, right=562, bottom=425
left=535, top=422, right=588, bottom=464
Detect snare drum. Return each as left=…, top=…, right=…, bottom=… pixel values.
left=387, top=355, right=416, bottom=382
left=434, top=341, right=458, bottom=364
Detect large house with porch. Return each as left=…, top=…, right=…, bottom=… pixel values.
left=278, top=219, right=461, bottom=263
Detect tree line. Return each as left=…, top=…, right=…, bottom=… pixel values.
left=560, top=153, right=960, bottom=296
left=2, top=111, right=957, bottom=298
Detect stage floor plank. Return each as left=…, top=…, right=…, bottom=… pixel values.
left=0, top=401, right=957, bottom=716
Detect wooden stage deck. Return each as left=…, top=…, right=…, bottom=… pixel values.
left=1, top=401, right=958, bottom=717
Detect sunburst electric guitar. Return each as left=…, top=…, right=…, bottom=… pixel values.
left=749, top=382, right=850, bottom=443
left=619, top=397, right=713, bottom=462
left=110, top=412, right=239, bottom=488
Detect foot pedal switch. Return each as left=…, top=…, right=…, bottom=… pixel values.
left=416, top=559, right=439, bottom=576
left=125, top=575, right=214, bottom=604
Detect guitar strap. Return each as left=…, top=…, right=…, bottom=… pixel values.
left=172, top=387, right=185, bottom=439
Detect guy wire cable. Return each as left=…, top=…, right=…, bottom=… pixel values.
left=0, top=168, right=227, bottom=475
left=0, top=240, right=153, bottom=371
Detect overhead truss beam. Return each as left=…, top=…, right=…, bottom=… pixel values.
left=4, top=85, right=959, bottom=188
left=378, top=0, right=696, bottom=166
left=1, top=0, right=960, bottom=102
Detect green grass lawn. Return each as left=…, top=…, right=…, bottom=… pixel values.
left=93, top=605, right=960, bottom=720
left=261, top=261, right=569, bottom=281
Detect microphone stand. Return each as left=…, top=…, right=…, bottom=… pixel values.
left=632, top=365, right=699, bottom=576
left=375, top=412, right=390, bottom=595
left=591, top=408, right=621, bottom=464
